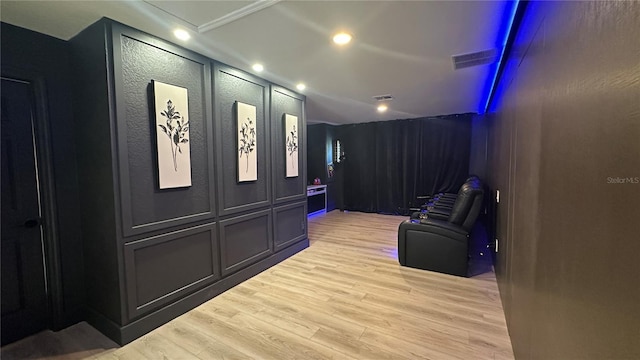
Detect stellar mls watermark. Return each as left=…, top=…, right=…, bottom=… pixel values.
left=607, top=177, right=639, bottom=184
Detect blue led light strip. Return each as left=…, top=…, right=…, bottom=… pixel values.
left=482, top=0, right=521, bottom=114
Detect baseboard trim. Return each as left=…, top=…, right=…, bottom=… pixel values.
left=84, top=306, right=123, bottom=345
left=87, top=238, right=309, bottom=345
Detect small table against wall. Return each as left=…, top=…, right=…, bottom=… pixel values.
left=307, top=185, right=327, bottom=216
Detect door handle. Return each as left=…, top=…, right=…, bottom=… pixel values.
left=23, top=218, right=41, bottom=228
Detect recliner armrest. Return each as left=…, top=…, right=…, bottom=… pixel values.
left=425, top=212, right=448, bottom=221
left=423, top=202, right=454, bottom=212
left=437, top=194, right=457, bottom=200
left=418, top=218, right=469, bottom=237
left=400, top=219, right=469, bottom=243
left=425, top=206, right=453, bottom=215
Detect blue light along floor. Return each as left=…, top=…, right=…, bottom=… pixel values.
left=307, top=210, right=327, bottom=219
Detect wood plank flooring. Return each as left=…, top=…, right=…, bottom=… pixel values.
left=1, top=210, right=514, bottom=359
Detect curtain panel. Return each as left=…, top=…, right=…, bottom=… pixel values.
left=339, top=114, right=472, bottom=215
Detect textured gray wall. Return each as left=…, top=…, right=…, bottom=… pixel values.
left=70, top=19, right=307, bottom=344
left=487, top=2, right=640, bottom=358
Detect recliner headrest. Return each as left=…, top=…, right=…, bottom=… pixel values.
left=448, top=181, right=483, bottom=228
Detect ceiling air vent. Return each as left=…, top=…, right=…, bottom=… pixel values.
left=372, top=94, right=394, bottom=102
left=452, top=49, right=499, bottom=70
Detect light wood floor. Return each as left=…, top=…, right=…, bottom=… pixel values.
left=2, top=210, right=514, bottom=360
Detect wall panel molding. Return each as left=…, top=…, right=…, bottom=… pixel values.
left=219, top=208, right=273, bottom=276
left=273, top=201, right=307, bottom=251
left=124, top=223, right=219, bottom=319
left=112, top=24, right=216, bottom=237
left=271, top=86, right=307, bottom=204
left=68, top=17, right=307, bottom=345
left=213, top=63, right=271, bottom=216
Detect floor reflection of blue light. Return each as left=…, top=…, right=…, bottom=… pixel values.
left=385, top=247, right=399, bottom=260
left=307, top=210, right=326, bottom=220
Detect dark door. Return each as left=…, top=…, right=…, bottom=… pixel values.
left=1, top=77, right=49, bottom=345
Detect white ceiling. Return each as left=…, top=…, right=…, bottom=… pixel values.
left=1, top=0, right=509, bottom=124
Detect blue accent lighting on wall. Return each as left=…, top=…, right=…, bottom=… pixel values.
left=479, top=0, right=520, bottom=114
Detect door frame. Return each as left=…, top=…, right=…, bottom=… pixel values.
left=2, top=67, right=65, bottom=331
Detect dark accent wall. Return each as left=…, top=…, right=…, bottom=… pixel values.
left=1, top=23, right=84, bottom=329
left=307, top=123, right=340, bottom=211
left=124, top=223, right=219, bottom=318
left=325, top=125, right=340, bottom=211
left=271, top=87, right=307, bottom=205
left=273, top=202, right=307, bottom=250
left=116, top=34, right=215, bottom=236
left=307, top=124, right=329, bottom=184
left=486, top=2, right=640, bottom=358
left=214, top=65, right=270, bottom=216
left=69, top=18, right=308, bottom=345
left=69, top=20, right=122, bottom=326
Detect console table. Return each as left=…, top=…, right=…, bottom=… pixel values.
left=307, top=185, right=327, bottom=216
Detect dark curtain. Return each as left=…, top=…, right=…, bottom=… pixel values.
left=339, top=114, right=472, bottom=215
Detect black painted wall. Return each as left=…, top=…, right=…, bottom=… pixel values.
left=271, top=87, right=307, bottom=205
left=325, top=125, right=340, bottom=211
left=116, top=33, right=215, bottom=236
left=69, top=18, right=308, bottom=344
left=1, top=23, right=84, bottom=329
left=486, top=2, right=640, bottom=358
left=214, top=65, right=270, bottom=216
left=70, top=19, right=125, bottom=327
left=307, top=124, right=341, bottom=211
left=307, top=124, right=328, bottom=185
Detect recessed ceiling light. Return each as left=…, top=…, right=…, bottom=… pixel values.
left=332, top=32, right=352, bottom=45
left=296, top=83, right=306, bottom=91
left=377, top=105, right=388, bottom=113
left=173, top=29, right=190, bottom=41
left=252, top=63, right=264, bottom=72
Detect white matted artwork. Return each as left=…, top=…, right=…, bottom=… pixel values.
left=284, top=114, right=298, bottom=178
left=153, top=80, right=191, bottom=189
left=237, top=101, right=257, bottom=182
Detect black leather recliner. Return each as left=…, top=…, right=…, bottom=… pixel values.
left=398, top=181, right=484, bottom=277
left=410, top=176, right=480, bottom=220
left=424, top=175, right=479, bottom=203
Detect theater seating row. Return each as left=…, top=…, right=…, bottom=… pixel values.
left=410, top=176, right=481, bottom=220
left=397, top=176, right=484, bottom=277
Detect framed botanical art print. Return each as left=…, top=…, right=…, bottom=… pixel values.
left=153, top=80, right=191, bottom=189
left=237, top=101, right=258, bottom=182
left=284, top=114, right=298, bottom=178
